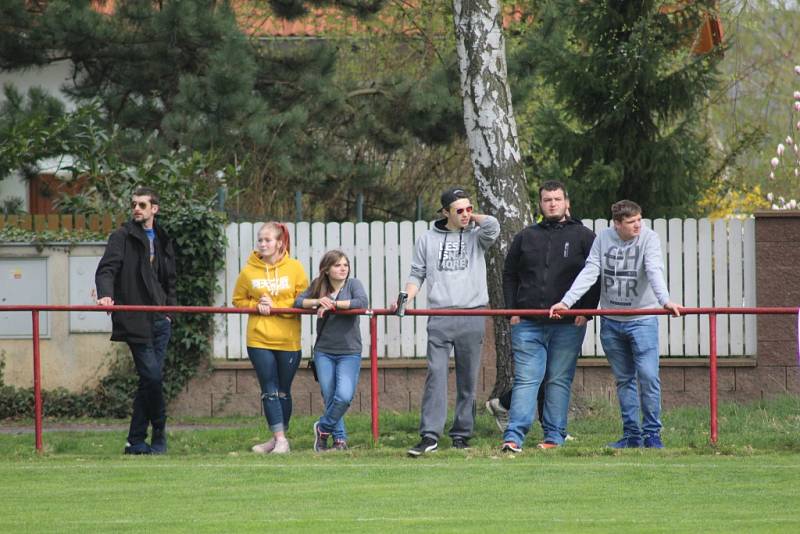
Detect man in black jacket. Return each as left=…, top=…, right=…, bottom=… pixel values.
left=500, top=181, right=600, bottom=452
left=96, top=187, right=177, bottom=455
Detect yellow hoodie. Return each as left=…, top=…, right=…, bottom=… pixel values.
left=232, top=251, right=309, bottom=350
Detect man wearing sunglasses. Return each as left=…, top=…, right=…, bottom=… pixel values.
left=96, top=187, right=177, bottom=455
left=399, top=187, right=500, bottom=456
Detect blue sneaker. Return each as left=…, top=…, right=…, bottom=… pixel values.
left=607, top=436, right=642, bottom=449
left=124, top=441, right=153, bottom=455
left=643, top=434, right=664, bottom=449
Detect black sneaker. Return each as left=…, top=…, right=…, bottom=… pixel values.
left=407, top=436, right=438, bottom=457
left=451, top=437, right=470, bottom=449
left=124, top=441, right=152, bottom=455
left=333, top=440, right=348, bottom=451
left=151, top=430, right=167, bottom=455
left=313, top=421, right=330, bottom=452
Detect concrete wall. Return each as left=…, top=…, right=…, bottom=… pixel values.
left=0, top=244, right=114, bottom=391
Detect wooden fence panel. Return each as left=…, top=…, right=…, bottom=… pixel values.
left=683, top=219, right=699, bottom=355
left=729, top=218, right=744, bottom=355
left=698, top=218, right=713, bottom=356
left=668, top=218, right=684, bottom=355
left=713, top=219, right=730, bottom=355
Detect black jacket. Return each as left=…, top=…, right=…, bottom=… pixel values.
left=95, top=220, right=177, bottom=343
left=503, top=218, right=600, bottom=323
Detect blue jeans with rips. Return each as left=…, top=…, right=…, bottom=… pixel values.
left=314, top=351, right=361, bottom=441
left=503, top=320, right=586, bottom=447
left=247, top=347, right=301, bottom=433
left=600, top=316, right=662, bottom=439
left=127, top=317, right=172, bottom=445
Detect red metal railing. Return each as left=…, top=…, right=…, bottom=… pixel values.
left=1, top=304, right=797, bottom=452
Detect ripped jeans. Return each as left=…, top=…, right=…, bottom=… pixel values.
left=247, top=347, right=301, bottom=433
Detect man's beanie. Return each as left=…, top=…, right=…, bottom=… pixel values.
left=440, top=187, right=469, bottom=210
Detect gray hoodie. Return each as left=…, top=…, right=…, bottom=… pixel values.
left=561, top=225, right=670, bottom=321
left=408, top=216, right=500, bottom=309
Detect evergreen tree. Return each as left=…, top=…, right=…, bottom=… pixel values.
left=0, top=0, right=464, bottom=221
left=511, top=0, right=723, bottom=218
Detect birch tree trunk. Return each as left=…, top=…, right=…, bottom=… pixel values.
left=452, top=0, right=532, bottom=397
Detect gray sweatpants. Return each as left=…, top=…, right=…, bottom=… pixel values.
left=419, top=314, right=486, bottom=440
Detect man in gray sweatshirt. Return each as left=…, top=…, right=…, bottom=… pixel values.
left=550, top=200, right=681, bottom=449
left=400, top=187, right=500, bottom=456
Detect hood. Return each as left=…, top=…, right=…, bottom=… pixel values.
left=433, top=218, right=475, bottom=233
left=246, top=250, right=290, bottom=269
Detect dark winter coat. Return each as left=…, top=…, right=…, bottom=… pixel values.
left=95, top=220, right=177, bottom=343
left=503, top=217, right=600, bottom=323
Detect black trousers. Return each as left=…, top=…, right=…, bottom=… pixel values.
left=126, top=318, right=171, bottom=444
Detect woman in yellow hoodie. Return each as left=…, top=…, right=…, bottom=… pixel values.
left=232, top=222, right=308, bottom=454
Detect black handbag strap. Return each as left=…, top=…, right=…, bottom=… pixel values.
left=311, top=279, right=348, bottom=356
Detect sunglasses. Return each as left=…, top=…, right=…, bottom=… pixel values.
left=453, top=205, right=473, bottom=215
left=131, top=201, right=151, bottom=210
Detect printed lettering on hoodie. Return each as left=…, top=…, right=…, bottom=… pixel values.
left=438, top=240, right=469, bottom=271
left=251, top=277, right=289, bottom=292
left=603, top=244, right=642, bottom=305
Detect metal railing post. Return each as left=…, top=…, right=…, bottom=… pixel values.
left=32, top=311, right=43, bottom=452
left=709, top=313, right=718, bottom=444
left=369, top=312, right=379, bottom=444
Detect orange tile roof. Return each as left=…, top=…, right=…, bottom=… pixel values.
left=88, top=0, right=532, bottom=38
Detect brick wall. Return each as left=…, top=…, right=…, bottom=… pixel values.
left=171, top=212, right=800, bottom=417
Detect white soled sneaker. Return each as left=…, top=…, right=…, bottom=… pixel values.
left=272, top=438, right=291, bottom=454
left=251, top=438, right=276, bottom=454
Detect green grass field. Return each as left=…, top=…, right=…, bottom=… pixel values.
left=1, top=397, right=799, bottom=533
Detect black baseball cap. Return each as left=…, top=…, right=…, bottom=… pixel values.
left=440, top=187, right=469, bottom=211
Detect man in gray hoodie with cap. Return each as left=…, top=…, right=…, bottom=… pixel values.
left=399, top=187, right=500, bottom=456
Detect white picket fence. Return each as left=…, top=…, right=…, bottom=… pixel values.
left=212, top=218, right=756, bottom=360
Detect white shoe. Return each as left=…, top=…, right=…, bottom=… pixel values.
left=485, top=398, right=509, bottom=432
left=251, top=438, right=276, bottom=454
left=272, top=438, right=290, bottom=454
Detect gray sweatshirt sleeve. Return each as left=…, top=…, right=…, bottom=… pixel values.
left=561, top=236, right=602, bottom=308
left=476, top=215, right=500, bottom=250
left=407, top=232, right=428, bottom=288
left=643, top=235, right=670, bottom=306
left=294, top=286, right=312, bottom=307
left=347, top=279, right=369, bottom=308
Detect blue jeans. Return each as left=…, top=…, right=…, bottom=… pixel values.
left=600, top=317, right=662, bottom=439
left=503, top=320, right=586, bottom=447
left=247, top=348, right=301, bottom=433
left=315, top=351, right=361, bottom=441
left=127, top=317, right=172, bottom=444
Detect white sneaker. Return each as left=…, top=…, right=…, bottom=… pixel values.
left=272, top=438, right=290, bottom=454
left=251, top=438, right=276, bottom=454
left=485, top=398, right=509, bottom=432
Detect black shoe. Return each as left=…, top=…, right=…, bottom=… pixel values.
left=451, top=437, right=470, bottom=450
left=151, top=431, right=167, bottom=454
left=124, top=441, right=152, bottom=455
left=313, top=421, right=330, bottom=452
left=407, top=436, right=438, bottom=457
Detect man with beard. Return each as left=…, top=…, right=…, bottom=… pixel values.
left=500, top=181, right=600, bottom=452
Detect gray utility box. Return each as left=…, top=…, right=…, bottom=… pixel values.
left=0, top=257, right=49, bottom=338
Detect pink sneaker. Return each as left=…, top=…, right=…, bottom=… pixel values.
left=251, top=438, right=276, bottom=454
